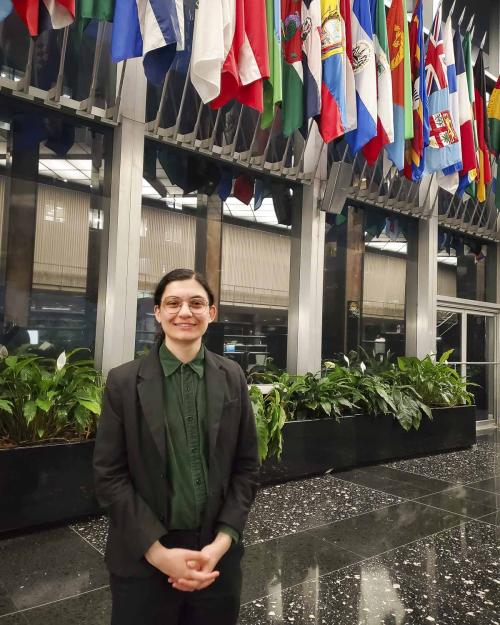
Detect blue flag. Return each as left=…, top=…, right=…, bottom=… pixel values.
left=345, top=0, right=377, bottom=153
left=424, top=6, right=462, bottom=175
left=0, top=0, right=12, bottom=21
left=111, top=0, right=184, bottom=85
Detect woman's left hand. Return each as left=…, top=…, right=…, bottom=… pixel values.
left=168, top=532, right=232, bottom=592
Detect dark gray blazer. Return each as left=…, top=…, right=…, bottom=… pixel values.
left=93, top=345, right=259, bottom=578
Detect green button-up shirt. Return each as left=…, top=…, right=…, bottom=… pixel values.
left=158, top=344, right=238, bottom=543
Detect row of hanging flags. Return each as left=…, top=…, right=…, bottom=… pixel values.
left=4, top=0, right=500, bottom=208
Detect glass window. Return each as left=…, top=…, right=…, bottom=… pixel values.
left=0, top=98, right=111, bottom=358
left=437, top=227, right=493, bottom=302
left=135, top=140, right=292, bottom=374
left=322, top=205, right=410, bottom=360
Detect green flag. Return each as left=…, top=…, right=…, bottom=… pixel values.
left=462, top=31, right=478, bottom=198
left=262, top=0, right=283, bottom=129
left=77, top=0, right=114, bottom=21
left=281, top=1, right=304, bottom=136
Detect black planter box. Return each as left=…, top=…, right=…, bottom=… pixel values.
left=0, top=440, right=101, bottom=534
left=0, top=406, right=476, bottom=532
left=259, top=405, right=477, bottom=485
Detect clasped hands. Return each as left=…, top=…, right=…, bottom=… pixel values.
left=145, top=532, right=232, bottom=592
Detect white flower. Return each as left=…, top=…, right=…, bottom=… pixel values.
left=360, top=362, right=366, bottom=373
left=343, top=355, right=350, bottom=367
left=56, top=351, right=67, bottom=370
left=0, top=345, right=8, bottom=359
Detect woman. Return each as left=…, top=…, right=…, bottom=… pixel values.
left=94, top=268, right=259, bottom=625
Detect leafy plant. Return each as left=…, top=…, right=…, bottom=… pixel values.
left=249, top=384, right=287, bottom=463
left=0, top=348, right=103, bottom=447
left=394, top=350, right=474, bottom=407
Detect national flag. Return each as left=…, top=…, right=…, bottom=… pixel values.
left=77, top=0, right=114, bottom=21
left=488, top=77, right=500, bottom=209
left=317, top=0, right=346, bottom=143
left=345, top=0, right=377, bottom=153
left=13, top=0, right=38, bottom=36
left=402, top=0, right=428, bottom=180
left=262, top=0, right=283, bottom=128
left=454, top=28, right=477, bottom=196
left=437, top=14, right=462, bottom=192
left=210, top=0, right=269, bottom=113
left=341, top=0, right=356, bottom=132
left=488, top=76, right=500, bottom=155
left=301, top=0, right=322, bottom=121
left=111, top=0, right=184, bottom=86
left=424, top=5, right=461, bottom=175
left=0, top=0, right=12, bottom=21
left=473, top=48, right=492, bottom=202
left=39, top=0, right=75, bottom=31
left=385, top=0, right=413, bottom=171
left=191, top=0, right=235, bottom=104
left=281, top=0, right=304, bottom=135
left=362, top=0, right=394, bottom=165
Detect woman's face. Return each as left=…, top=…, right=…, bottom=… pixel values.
left=154, top=278, right=216, bottom=345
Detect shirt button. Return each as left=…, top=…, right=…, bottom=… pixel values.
left=187, top=416, right=193, bottom=421
left=196, top=478, right=201, bottom=485
left=160, top=472, right=165, bottom=479
left=186, top=386, right=190, bottom=392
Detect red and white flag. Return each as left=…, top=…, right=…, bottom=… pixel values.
left=209, top=0, right=270, bottom=112
left=191, top=0, right=236, bottom=104
left=13, top=0, right=75, bottom=35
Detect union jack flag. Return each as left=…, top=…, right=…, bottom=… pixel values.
left=425, top=6, right=447, bottom=96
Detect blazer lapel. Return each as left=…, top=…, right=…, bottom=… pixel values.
left=137, top=347, right=166, bottom=465
left=204, top=350, right=227, bottom=461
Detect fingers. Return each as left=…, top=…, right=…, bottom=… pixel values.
left=181, top=550, right=210, bottom=564
left=170, top=576, right=217, bottom=592
left=186, top=569, right=219, bottom=583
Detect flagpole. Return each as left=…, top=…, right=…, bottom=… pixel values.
left=47, top=26, right=70, bottom=103
left=457, top=7, right=466, bottom=28
left=240, top=112, right=262, bottom=165
left=173, top=63, right=193, bottom=138
left=229, top=104, right=245, bottom=160
left=279, top=132, right=294, bottom=175
left=18, top=38, right=34, bottom=93
left=151, top=68, right=172, bottom=134
left=81, top=21, right=105, bottom=112
left=295, top=119, right=314, bottom=179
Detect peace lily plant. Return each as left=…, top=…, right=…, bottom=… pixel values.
left=249, top=350, right=474, bottom=464
left=0, top=348, right=103, bottom=448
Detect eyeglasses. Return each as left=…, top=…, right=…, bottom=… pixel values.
left=161, top=297, right=210, bottom=314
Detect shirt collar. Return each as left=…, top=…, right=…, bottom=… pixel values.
left=159, top=343, right=205, bottom=378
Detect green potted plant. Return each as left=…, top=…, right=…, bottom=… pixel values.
left=0, top=348, right=104, bottom=533
left=252, top=352, right=476, bottom=485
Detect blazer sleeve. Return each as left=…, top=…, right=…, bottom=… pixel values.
left=216, top=366, right=259, bottom=535
left=93, top=369, right=167, bottom=560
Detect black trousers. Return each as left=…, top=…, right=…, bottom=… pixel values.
left=109, top=531, right=243, bottom=625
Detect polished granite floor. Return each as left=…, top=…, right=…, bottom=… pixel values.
left=0, top=431, right=499, bottom=624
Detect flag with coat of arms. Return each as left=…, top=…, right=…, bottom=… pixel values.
left=424, top=5, right=462, bottom=175
left=345, top=0, right=377, bottom=153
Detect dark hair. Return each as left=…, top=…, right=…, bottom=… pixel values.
left=153, top=268, right=215, bottom=308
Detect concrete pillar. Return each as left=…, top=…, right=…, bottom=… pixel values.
left=287, top=181, right=325, bottom=374
left=195, top=193, right=223, bottom=314
left=96, top=59, right=146, bottom=374
left=406, top=178, right=438, bottom=358
left=3, top=123, right=39, bottom=327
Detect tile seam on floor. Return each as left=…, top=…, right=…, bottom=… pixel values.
left=358, top=465, right=454, bottom=486
left=0, top=585, right=110, bottom=620
left=331, top=475, right=412, bottom=501
left=391, top=497, right=494, bottom=524
left=244, top=500, right=406, bottom=547
left=462, top=473, right=500, bottom=487
left=69, top=524, right=105, bottom=557
left=240, top=520, right=471, bottom=607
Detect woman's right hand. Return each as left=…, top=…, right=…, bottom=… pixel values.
left=144, top=541, right=219, bottom=590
